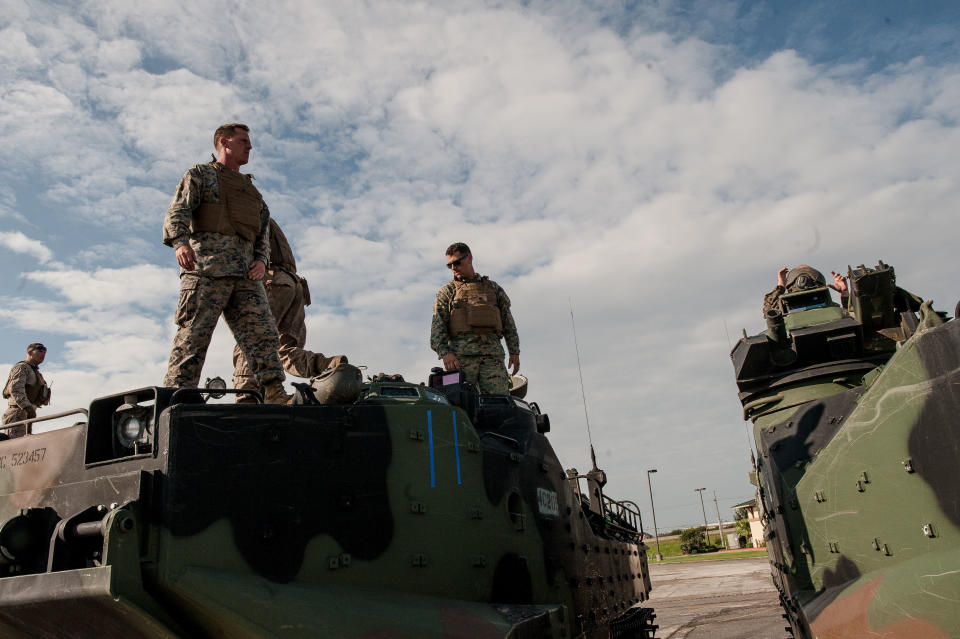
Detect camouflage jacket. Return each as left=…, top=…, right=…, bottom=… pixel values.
left=762, top=285, right=786, bottom=315
left=431, top=275, right=520, bottom=358
left=162, top=161, right=271, bottom=278
left=3, top=362, right=47, bottom=410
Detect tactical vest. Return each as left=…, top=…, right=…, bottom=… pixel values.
left=269, top=218, right=297, bottom=274
left=191, top=163, right=263, bottom=243
left=3, top=362, right=49, bottom=406
left=448, top=277, right=503, bottom=337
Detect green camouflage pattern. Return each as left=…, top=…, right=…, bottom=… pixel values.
left=732, top=261, right=960, bottom=638
left=163, top=274, right=283, bottom=388
left=162, top=162, right=270, bottom=277
left=456, top=355, right=511, bottom=395
left=0, top=375, right=655, bottom=638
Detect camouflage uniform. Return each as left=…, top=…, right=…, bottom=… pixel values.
left=430, top=275, right=520, bottom=394
left=232, top=219, right=329, bottom=389
left=162, top=161, right=284, bottom=388
left=2, top=361, right=48, bottom=438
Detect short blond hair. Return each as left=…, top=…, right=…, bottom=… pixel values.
left=213, top=123, right=249, bottom=149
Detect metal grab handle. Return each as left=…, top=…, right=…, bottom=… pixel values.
left=742, top=393, right=785, bottom=419
left=0, top=408, right=88, bottom=436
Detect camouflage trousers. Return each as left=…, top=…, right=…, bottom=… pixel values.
left=2, top=405, right=34, bottom=439
left=459, top=355, right=510, bottom=394
left=163, top=274, right=284, bottom=388
left=232, top=270, right=327, bottom=390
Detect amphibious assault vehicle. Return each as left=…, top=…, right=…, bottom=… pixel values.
left=0, top=367, right=656, bottom=638
left=731, top=262, right=960, bottom=638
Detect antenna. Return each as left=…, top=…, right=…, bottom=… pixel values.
left=569, top=299, right=595, bottom=464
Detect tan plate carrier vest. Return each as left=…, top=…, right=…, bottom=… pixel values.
left=3, top=363, right=49, bottom=406
left=449, top=278, right=503, bottom=337
left=190, top=164, right=263, bottom=243
left=268, top=218, right=297, bottom=275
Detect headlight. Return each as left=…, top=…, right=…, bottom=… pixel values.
left=114, top=397, right=153, bottom=449
left=116, top=413, right=144, bottom=445
left=205, top=376, right=227, bottom=399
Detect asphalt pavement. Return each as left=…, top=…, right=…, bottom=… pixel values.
left=645, top=557, right=791, bottom=639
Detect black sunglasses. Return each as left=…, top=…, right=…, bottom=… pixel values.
left=446, top=255, right=468, bottom=269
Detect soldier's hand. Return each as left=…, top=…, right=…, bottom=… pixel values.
left=508, top=354, right=520, bottom=376
left=777, top=267, right=789, bottom=287
left=248, top=259, right=266, bottom=281
left=176, top=244, right=197, bottom=271
left=829, top=271, right=848, bottom=294
left=442, top=352, right=460, bottom=371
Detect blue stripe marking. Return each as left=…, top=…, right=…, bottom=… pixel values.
left=427, top=410, right=436, bottom=488
left=452, top=411, right=462, bottom=485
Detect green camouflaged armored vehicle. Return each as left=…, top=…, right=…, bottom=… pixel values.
left=731, top=261, right=960, bottom=638
left=0, top=367, right=656, bottom=638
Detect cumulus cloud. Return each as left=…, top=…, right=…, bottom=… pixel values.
left=0, top=0, right=958, bottom=527
left=0, top=231, right=54, bottom=263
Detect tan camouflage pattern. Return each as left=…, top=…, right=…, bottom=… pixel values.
left=163, top=274, right=283, bottom=388
left=162, top=162, right=270, bottom=278
left=431, top=274, right=519, bottom=394
left=1, top=406, right=33, bottom=438
left=232, top=268, right=328, bottom=389
left=2, top=361, right=46, bottom=438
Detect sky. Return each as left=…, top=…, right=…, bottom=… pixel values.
left=1, top=0, right=958, bottom=533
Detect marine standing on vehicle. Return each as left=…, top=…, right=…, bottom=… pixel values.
left=161, top=123, right=289, bottom=403
left=430, top=242, right=520, bottom=394
left=232, top=217, right=348, bottom=401
left=2, top=343, right=50, bottom=438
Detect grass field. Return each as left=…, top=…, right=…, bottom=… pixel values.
left=644, top=535, right=767, bottom=562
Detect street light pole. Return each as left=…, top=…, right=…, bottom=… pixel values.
left=713, top=490, right=727, bottom=549
left=695, top=487, right=710, bottom=545
left=646, top=469, right=662, bottom=561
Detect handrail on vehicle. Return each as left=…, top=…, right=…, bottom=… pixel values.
left=0, top=408, right=89, bottom=436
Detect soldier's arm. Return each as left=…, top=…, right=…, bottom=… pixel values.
left=497, top=285, right=520, bottom=355
left=430, top=287, right=454, bottom=358
left=762, top=286, right=784, bottom=315
left=162, top=168, right=203, bottom=249
left=8, top=365, right=32, bottom=410
left=253, top=202, right=271, bottom=267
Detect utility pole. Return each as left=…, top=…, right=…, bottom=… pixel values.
left=713, top=490, right=727, bottom=549
left=695, top=488, right=710, bottom=544
left=646, top=469, right=662, bottom=561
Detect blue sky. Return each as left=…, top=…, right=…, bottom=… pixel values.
left=1, top=0, right=958, bottom=532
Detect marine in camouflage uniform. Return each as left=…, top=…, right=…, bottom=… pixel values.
left=161, top=123, right=287, bottom=401
left=430, top=243, right=520, bottom=394
left=763, top=265, right=849, bottom=314
left=2, top=343, right=50, bottom=439
left=232, top=218, right=344, bottom=394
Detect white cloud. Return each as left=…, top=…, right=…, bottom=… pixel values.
left=23, top=264, right=175, bottom=310
left=0, top=231, right=53, bottom=263
left=1, top=0, right=958, bottom=529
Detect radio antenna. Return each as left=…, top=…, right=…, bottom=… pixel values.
left=569, top=299, right=596, bottom=465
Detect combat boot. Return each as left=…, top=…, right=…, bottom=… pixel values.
left=235, top=391, right=260, bottom=404
left=262, top=379, right=292, bottom=405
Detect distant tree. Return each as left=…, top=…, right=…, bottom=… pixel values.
left=679, top=526, right=708, bottom=554
left=733, top=508, right=752, bottom=544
